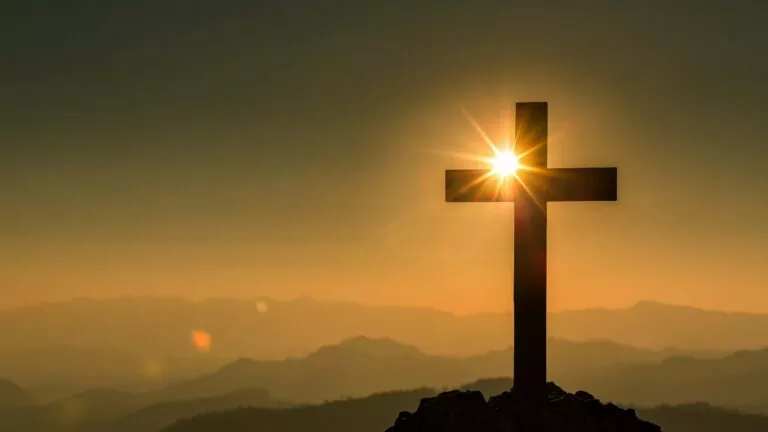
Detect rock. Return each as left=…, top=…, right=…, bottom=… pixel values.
left=387, top=390, right=500, bottom=432
left=385, top=382, right=662, bottom=432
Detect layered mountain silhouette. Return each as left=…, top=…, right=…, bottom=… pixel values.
left=3, top=297, right=736, bottom=396
left=0, top=389, right=143, bottom=429
left=577, top=348, right=768, bottom=410
left=2, top=335, right=768, bottom=431
left=152, top=336, right=768, bottom=411
left=0, top=387, right=280, bottom=432
left=8, top=335, right=683, bottom=407
left=4, top=380, right=760, bottom=432
left=0, top=297, right=751, bottom=364
left=2, top=298, right=767, bottom=431
left=0, top=344, right=228, bottom=398
left=149, top=335, right=723, bottom=404
left=161, top=386, right=768, bottom=432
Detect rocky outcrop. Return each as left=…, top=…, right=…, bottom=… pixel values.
left=386, top=382, right=662, bottom=431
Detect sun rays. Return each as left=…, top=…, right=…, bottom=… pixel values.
left=452, top=104, right=544, bottom=203
left=490, top=149, right=520, bottom=178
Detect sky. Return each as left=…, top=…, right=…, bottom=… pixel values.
left=2, top=1, right=768, bottom=314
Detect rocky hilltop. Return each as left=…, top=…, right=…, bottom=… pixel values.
left=386, top=382, right=662, bottom=432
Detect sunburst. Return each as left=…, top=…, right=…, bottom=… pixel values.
left=458, top=105, right=535, bottom=188
left=489, top=148, right=520, bottom=178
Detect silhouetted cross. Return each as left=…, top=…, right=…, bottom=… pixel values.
left=445, top=102, right=618, bottom=395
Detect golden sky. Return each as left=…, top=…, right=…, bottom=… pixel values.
left=3, top=2, right=768, bottom=314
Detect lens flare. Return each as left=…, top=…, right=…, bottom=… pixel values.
left=255, top=300, right=269, bottom=313
left=191, top=330, right=212, bottom=352
left=491, top=149, right=520, bottom=178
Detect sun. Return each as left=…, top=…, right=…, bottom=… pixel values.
left=490, top=149, right=520, bottom=178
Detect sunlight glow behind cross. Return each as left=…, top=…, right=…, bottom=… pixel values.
left=490, top=149, right=520, bottom=178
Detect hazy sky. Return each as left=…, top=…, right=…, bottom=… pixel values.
left=3, top=1, right=768, bottom=314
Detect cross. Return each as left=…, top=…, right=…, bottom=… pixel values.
left=444, top=102, right=618, bottom=395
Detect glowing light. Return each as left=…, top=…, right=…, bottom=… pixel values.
left=490, top=149, right=520, bottom=178
left=437, top=105, right=547, bottom=205
left=191, top=330, right=212, bottom=352
left=255, top=300, right=269, bottom=313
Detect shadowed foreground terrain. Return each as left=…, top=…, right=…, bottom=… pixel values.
left=0, top=388, right=283, bottom=432
left=163, top=383, right=768, bottom=432
left=386, top=383, right=661, bottom=431
left=2, top=375, right=768, bottom=432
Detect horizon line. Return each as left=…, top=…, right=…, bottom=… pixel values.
left=1, top=295, right=762, bottom=316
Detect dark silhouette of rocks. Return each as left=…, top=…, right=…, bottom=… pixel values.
left=386, top=382, right=662, bottom=432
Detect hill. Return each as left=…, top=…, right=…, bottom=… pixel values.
left=2, top=337, right=768, bottom=431
left=0, top=297, right=509, bottom=359
left=0, top=388, right=142, bottom=432
left=151, top=335, right=691, bottom=403
left=570, top=348, right=768, bottom=410
left=161, top=386, right=768, bottom=432
left=0, top=336, right=675, bottom=431
left=332, top=336, right=425, bottom=357
left=0, top=297, right=753, bottom=366
left=0, top=379, right=29, bottom=409
left=152, top=336, right=768, bottom=411
left=162, top=389, right=433, bottom=432
left=0, top=387, right=280, bottom=432
left=150, top=336, right=456, bottom=403
left=109, top=388, right=285, bottom=432
left=465, top=347, right=768, bottom=414
left=550, top=301, right=768, bottom=351
left=385, top=383, right=662, bottom=432
left=0, top=344, right=229, bottom=395
left=641, top=403, right=768, bottom=432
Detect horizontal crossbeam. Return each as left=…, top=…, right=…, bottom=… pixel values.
left=445, top=167, right=617, bottom=203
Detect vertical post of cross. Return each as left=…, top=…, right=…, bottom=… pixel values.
left=444, top=101, right=618, bottom=395
left=512, top=102, right=549, bottom=395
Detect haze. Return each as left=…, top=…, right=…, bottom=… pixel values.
left=3, top=1, right=768, bottom=315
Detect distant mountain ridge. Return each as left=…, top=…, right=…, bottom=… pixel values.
left=0, top=344, right=231, bottom=394
left=149, top=335, right=761, bottom=408
left=323, top=336, right=425, bottom=357
left=0, top=297, right=765, bottom=363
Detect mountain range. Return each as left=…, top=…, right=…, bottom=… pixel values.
left=149, top=336, right=768, bottom=411
left=153, top=335, right=722, bottom=404
left=1, top=297, right=764, bottom=361
left=2, top=333, right=768, bottom=431
left=0, top=387, right=282, bottom=432
left=2, top=296, right=768, bottom=431
left=2, top=296, right=760, bottom=395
